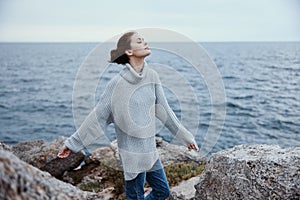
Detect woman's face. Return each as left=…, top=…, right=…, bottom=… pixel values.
left=129, top=33, right=151, bottom=58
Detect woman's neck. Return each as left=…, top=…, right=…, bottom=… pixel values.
left=129, top=57, right=145, bottom=73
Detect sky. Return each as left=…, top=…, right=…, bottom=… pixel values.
left=0, top=0, right=299, bottom=42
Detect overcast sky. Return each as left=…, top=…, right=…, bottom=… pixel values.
left=0, top=0, right=299, bottom=42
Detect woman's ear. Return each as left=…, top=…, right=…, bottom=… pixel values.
left=125, top=49, right=133, bottom=56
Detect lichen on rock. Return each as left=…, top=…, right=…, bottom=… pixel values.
left=195, top=144, right=300, bottom=200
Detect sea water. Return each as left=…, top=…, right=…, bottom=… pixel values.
left=0, top=42, right=299, bottom=154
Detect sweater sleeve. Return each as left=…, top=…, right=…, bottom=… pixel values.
left=64, top=80, right=114, bottom=153
left=154, top=73, right=196, bottom=146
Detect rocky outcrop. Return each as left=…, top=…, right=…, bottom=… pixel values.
left=64, top=137, right=204, bottom=198
left=88, top=137, right=203, bottom=170
left=0, top=149, right=101, bottom=200
left=3, top=139, right=299, bottom=200
left=11, top=137, right=85, bottom=169
left=1, top=137, right=204, bottom=199
left=195, top=144, right=300, bottom=200
left=41, top=152, right=85, bottom=178
left=10, top=137, right=86, bottom=179
left=168, top=176, right=200, bottom=200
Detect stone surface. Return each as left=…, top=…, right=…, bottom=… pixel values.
left=64, top=137, right=204, bottom=198
left=0, top=141, right=12, bottom=151
left=88, top=139, right=122, bottom=171
left=11, top=139, right=45, bottom=168
left=0, top=149, right=101, bottom=200
left=10, top=137, right=86, bottom=178
left=168, top=176, right=199, bottom=200
left=156, top=137, right=203, bottom=165
left=41, top=151, right=85, bottom=178
left=1, top=137, right=204, bottom=199
left=195, top=144, right=300, bottom=200
left=5, top=138, right=299, bottom=199
left=89, top=137, right=203, bottom=168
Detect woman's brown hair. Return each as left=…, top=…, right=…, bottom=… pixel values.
left=110, top=31, right=136, bottom=65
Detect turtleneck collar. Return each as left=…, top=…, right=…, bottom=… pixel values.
left=120, top=62, right=148, bottom=84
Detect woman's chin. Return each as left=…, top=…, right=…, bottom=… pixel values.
left=135, top=50, right=151, bottom=58
left=145, top=49, right=151, bottom=56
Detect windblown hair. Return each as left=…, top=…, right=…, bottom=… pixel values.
left=110, top=31, right=136, bottom=65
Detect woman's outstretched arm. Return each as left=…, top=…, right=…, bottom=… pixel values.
left=58, top=80, right=115, bottom=158
left=154, top=73, right=199, bottom=151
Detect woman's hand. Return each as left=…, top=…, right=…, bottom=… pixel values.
left=188, top=143, right=199, bottom=152
left=57, top=146, right=72, bottom=158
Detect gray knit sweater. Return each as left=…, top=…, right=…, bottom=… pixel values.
left=64, top=62, right=196, bottom=180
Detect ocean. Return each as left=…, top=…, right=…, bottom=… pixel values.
left=0, top=42, right=299, bottom=155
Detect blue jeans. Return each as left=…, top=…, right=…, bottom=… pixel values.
left=125, top=160, right=170, bottom=200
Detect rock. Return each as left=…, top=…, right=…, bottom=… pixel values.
left=88, top=139, right=122, bottom=171
left=195, top=144, right=300, bottom=200
left=88, top=137, right=203, bottom=167
left=168, top=176, right=200, bottom=200
left=62, top=137, right=204, bottom=198
left=0, top=141, right=12, bottom=151
left=0, top=149, right=101, bottom=200
left=11, top=137, right=63, bottom=168
left=168, top=191, right=187, bottom=200
left=2, top=136, right=204, bottom=199
left=10, top=137, right=85, bottom=177
left=41, top=151, right=85, bottom=178
left=156, top=137, right=204, bottom=165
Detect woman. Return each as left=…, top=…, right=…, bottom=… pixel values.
left=58, top=31, right=199, bottom=200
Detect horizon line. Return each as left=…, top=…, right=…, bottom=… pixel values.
left=0, top=40, right=299, bottom=43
